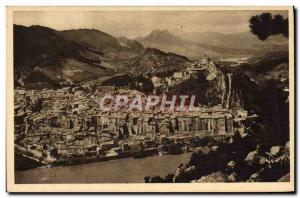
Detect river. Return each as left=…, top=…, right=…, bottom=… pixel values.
left=15, top=153, right=192, bottom=183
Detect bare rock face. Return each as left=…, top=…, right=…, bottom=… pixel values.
left=247, top=172, right=262, bottom=182
left=270, top=146, right=281, bottom=156
left=227, top=161, right=236, bottom=170
left=258, top=157, right=268, bottom=165
left=284, top=141, right=290, bottom=153
left=173, top=164, right=196, bottom=182
left=244, top=150, right=260, bottom=166
left=192, top=171, right=228, bottom=183
left=227, top=172, right=238, bottom=182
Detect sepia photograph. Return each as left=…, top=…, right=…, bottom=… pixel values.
left=6, top=6, right=295, bottom=192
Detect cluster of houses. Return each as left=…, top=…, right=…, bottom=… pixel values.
left=14, top=58, right=248, bottom=161
left=14, top=87, right=247, bottom=162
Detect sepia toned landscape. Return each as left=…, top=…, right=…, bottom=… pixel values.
left=9, top=7, right=293, bottom=189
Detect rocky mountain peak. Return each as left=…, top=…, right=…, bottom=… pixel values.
left=142, top=29, right=181, bottom=44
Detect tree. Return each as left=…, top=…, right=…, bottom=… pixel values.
left=249, top=13, right=288, bottom=41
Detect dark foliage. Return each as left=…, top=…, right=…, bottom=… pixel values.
left=249, top=13, right=288, bottom=41
left=144, top=173, right=175, bottom=183
left=102, top=74, right=154, bottom=94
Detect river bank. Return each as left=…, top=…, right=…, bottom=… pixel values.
left=15, top=152, right=192, bottom=183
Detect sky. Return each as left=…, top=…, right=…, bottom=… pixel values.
left=13, top=9, right=288, bottom=38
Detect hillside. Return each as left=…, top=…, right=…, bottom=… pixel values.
left=126, top=48, right=190, bottom=76
left=221, top=51, right=289, bottom=88
left=58, top=29, right=144, bottom=72
left=14, top=25, right=115, bottom=88
left=14, top=25, right=191, bottom=89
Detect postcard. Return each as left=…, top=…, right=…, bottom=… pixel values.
left=6, top=6, right=295, bottom=192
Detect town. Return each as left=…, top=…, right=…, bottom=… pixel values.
left=14, top=57, right=248, bottom=166
left=98, top=94, right=197, bottom=112
left=14, top=85, right=248, bottom=166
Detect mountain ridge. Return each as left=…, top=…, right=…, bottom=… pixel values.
left=13, top=24, right=190, bottom=88
left=138, top=29, right=288, bottom=59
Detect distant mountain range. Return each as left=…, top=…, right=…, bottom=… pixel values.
left=137, top=29, right=288, bottom=59
left=13, top=24, right=288, bottom=89
left=13, top=25, right=189, bottom=88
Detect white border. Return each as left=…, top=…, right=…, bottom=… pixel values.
left=1, top=1, right=298, bottom=196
